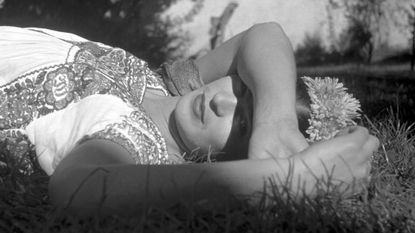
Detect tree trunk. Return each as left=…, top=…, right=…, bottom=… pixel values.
left=209, top=2, right=238, bottom=49
left=411, top=18, right=415, bottom=71
left=367, top=42, right=373, bottom=64
left=411, top=5, right=415, bottom=72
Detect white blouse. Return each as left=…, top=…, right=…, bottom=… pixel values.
left=0, top=27, right=174, bottom=175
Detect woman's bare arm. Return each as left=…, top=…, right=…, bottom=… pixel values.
left=196, top=22, right=295, bottom=109
left=49, top=127, right=378, bottom=216
left=195, top=22, right=308, bottom=159
left=49, top=140, right=290, bottom=216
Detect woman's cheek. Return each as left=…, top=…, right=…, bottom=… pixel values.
left=206, top=118, right=233, bottom=152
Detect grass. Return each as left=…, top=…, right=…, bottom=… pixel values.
left=1, top=65, right=415, bottom=232
left=1, top=110, right=414, bottom=232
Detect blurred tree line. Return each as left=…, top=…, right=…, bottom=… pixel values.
left=0, top=0, right=204, bottom=68
left=295, top=0, right=415, bottom=68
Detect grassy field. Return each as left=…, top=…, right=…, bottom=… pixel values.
left=1, top=64, right=414, bottom=232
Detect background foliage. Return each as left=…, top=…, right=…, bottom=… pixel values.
left=0, top=0, right=195, bottom=67
left=296, top=0, right=415, bottom=67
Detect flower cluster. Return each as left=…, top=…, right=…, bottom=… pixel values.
left=302, top=76, right=361, bottom=142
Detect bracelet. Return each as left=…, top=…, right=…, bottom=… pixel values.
left=157, top=59, right=204, bottom=96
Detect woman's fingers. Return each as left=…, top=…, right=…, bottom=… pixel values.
left=357, top=134, right=379, bottom=164
left=342, top=126, right=369, bottom=142
left=364, top=135, right=380, bottom=154
left=333, top=126, right=370, bottom=159
left=353, top=133, right=378, bottom=182
left=334, top=125, right=364, bottom=137
left=361, top=135, right=379, bottom=178
left=296, top=126, right=379, bottom=196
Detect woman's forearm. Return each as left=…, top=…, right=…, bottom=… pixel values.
left=236, top=22, right=297, bottom=121
left=195, top=22, right=297, bottom=121
left=49, top=127, right=377, bottom=216
left=195, top=23, right=303, bottom=158
left=49, top=158, right=302, bottom=216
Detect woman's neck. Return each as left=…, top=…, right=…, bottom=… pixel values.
left=141, top=91, right=188, bottom=159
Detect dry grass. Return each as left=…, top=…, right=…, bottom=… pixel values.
left=0, top=108, right=414, bottom=233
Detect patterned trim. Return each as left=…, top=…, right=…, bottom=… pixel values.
left=0, top=64, right=64, bottom=88
left=77, top=109, right=170, bottom=165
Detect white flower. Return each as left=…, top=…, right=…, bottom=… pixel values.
left=302, top=76, right=361, bottom=142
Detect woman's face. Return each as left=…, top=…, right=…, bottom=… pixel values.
left=174, top=76, right=253, bottom=160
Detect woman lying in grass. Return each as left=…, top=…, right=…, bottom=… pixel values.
left=0, top=22, right=379, bottom=215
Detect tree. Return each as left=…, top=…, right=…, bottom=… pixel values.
left=0, top=0, right=204, bottom=66
left=325, top=0, right=341, bottom=52
left=295, top=33, right=327, bottom=66
left=407, top=4, right=415, bottom=71
left=378, top=0, right=415, bottom=70
left=340, top=0, right=389, bottom=63
left=337, top=16, right=374, bottom=63
left=332, top=0, right=414, bottom=65
left=209, top=2, right=238, bottom=49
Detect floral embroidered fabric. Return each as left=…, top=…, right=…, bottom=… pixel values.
left=77, top=107, right=169, bottom=165
left=0, top=28, right=174, bottom=173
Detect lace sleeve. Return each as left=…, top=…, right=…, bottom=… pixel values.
left=75, top=109, right=185, bottom=165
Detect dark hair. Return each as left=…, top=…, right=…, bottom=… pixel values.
left=295, top=78, right=311, bottom=137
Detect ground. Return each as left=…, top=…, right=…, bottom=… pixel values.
left=1, top=64, right=414, bottom=232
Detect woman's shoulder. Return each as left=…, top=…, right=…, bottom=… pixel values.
left=0, top=26, right=89, bottom=42
left=0, top=35, right=164, bottom=130
left=23, top=94, right=131, bottom=174
left=25, top=27, right=89, bottom=43
left=23, top=94, right=173, bottom=175
left=0, top=26, right=76, bottom=86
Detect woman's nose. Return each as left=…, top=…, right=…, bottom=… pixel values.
left=209, top=92, right=237, bottom=117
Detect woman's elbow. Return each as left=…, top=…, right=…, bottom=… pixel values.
left=49, top=169, right=68, bottom=207
left=248, top=22, right=285, bottom=37
left=48, top=169, right=81, bottom=213
left=242, top=22, right=291, bottom=48
left=48, top=166, right=106, bottom=215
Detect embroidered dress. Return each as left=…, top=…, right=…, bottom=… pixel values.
left=0, top=27, right=176, bottom=175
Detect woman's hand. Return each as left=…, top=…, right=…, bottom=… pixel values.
left=248, top=118, right=309, bottom=159
left=293, top=126, right=379, bottom=194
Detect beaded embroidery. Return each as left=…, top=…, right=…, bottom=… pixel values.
left=0, top=37, right=172, bottom=166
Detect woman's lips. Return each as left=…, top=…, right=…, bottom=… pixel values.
left=193, top=92, right=205, bottom=123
